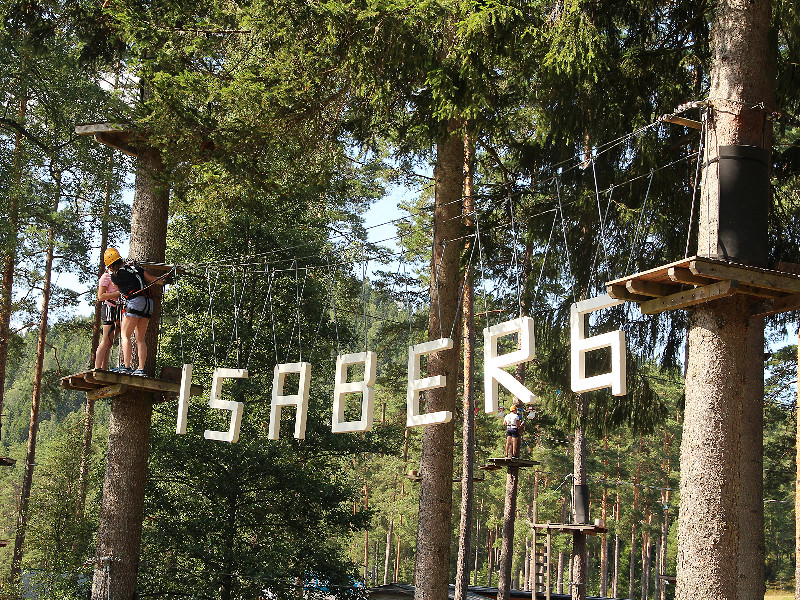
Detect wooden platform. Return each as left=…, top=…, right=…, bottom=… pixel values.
left=479, top=457, right=539, bottom=471
left=0, top=540, right=8, bottom=548
left=75, top=123, right=137, bottom=156
left=0, top=457, right=15, bottom=467
left=532, top=522, right=608, bottom=535
left=606, top=256, right=800, bottom=316
left=60, top=369, right=203, bottom=402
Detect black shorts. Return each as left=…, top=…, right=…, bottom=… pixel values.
left=101, top=303, right=120, bottom=325
left=506, top=428, right=519, bottom=438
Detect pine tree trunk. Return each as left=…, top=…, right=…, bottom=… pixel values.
left=678, top=2, right=772, bottom=598
left=571, top=395, right=588, bottom=600
left=473, top=501, right=482, bottom=587
left=487, top=527, right=494, bottom=588
left=600, top=437, right=609, bottom=597
left=0, top=95, right=27, bottom=442
left=413, top=119, right=463, bottom=600
left=498, top=467, right=520, bottom=600
left=455, top=132, right=475, bottom=600
left=739, top=318, right=765, bottom=599
left=91, top=146, right=169, bottom=600
left=9, top=188, right=57, bottom=581
left=384, top=518, right=394, bottom=584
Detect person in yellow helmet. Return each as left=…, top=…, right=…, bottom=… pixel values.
left=104, top=247, right=168, bottom=376
left=94, top=249, right=122, bottom=369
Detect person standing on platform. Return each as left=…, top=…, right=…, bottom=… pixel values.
left=94, top=264, right=121, bottom=370
left=504, top=404, right=522, bottom=458
left=104, top=247, right=167, bottom=376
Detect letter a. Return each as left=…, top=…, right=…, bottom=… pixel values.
left=570, top=294, right=626, bottom=396
left=269, top=362, right=311, bottom=440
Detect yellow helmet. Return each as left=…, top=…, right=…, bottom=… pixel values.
left=103, top=247, right=122, bottom=266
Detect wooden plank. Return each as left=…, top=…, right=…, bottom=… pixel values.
left=487, top=457, right=539, bottom=468
left=751, top=293, right=800, bottom=318
left=690, top=258, right=800, bottom=294
left=65, top=376, right=96, bottom=391
left=606, top=257, right=693, bottom=287
left=667, top=266, right=713, bottom=286
left=639, top=280, right=739, bottom=315
left=736, top=284, right=786, bottom=299
left=662, top=115, right=702, bottom=129
left=607, top=283, right=649, bottom=302
left=89, top=370, right=203, bottom=396
left=75, top=122, right=132, bottom=135
left=0, top=457, right=16, bottom=467
left=86, top=383, right=129, bottom=401
left=626, top=279, right=682, bottom=298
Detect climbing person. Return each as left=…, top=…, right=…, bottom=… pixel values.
left=104, top=247, right=168, bottom=376
left=503, top=404, right=522, bottom=458
left=94, top=260, right=121, bottom=370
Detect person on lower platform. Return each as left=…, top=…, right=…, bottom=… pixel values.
left=504, top=404, right=522, bottom=458
left=104, top=247, right=168, bottom=377
left=94, top=266, right=121, bottom=370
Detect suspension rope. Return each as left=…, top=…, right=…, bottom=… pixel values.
left=627, top=171, right=655, bottom=275
left=686, top=109, right=707, bottom=258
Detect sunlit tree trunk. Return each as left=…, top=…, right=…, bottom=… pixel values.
left=91, top=145, right=169, bottom=600
left=413, top=118, right=464, bottom=600
left=9, top=182, right=58, bottom=582
left=455, top=130, right=476, bottom=600
left=677, top=2, right=772, bottom=599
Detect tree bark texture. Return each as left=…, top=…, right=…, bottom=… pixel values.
left=739, top=318, right=765, bottom=600
left=10, top=196, right=56, bottom=581
left=91, top=145, right=169, bottom=600
left=413, top=120, right=463, bottom=600
left=679, top=1, right=772, bottom=599
left=677, top=296, right=749, bottom=600
left=0, top=95, right=26, bottom=442
left=498, top=467, right=520, bottom=600
left=571, top=395, right=587, bottom=600
left=455, top=132, right=475, bottom=600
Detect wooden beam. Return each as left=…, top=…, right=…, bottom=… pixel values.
left=89, top=370, right=203, bottom=396
left=607, top=283, right=650, bottom=302
left=626, top=279, right=682, bottom=298
left=65, top=376, right=95, bottom=391
left=751, top=293, right=800, bottom=318
left=639, top=280, right=739, bottom=315
left=690, top=259, right=800, bottom=294
left=86, top=383, right=129, bottom=401
left=0, top=457, right=15, bottom=467
left=662, top=115, right=702, bottom=130
left=667, top=266, right=713, bottom=286
left=736, top=284, right=786, bottom=299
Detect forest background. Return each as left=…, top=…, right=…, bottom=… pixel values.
left=0, top=0, right=799, bottom=598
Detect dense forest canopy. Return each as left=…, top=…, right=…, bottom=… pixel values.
left=0, top=0, right=798, bottom=598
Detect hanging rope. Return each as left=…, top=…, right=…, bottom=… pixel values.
left=555, top=178, right=577, bottom=304
left=686, top=109, right=707, bottom=258
left=591, top=160, right=612, bottom=281
left=431, top=238, right=446, bottom=339
left=508, top=196, right=523, bottom=315
left=450, top=231, right=478, bottom=340
left=475, top=212, right=491, bottom=327
left=328, top=257, right=341, bottom=355
left=626, top=171, right=655, bottom=275
left=246, top=264, right=273, bottom=370
left=532, top=211, right=558, bottom=308
left=175, top=272, right=185, bottom=364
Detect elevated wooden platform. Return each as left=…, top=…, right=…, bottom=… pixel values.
left=75, top=123, right=137, bottom=157
left=0, top=457, right=16, bottom=467
left=606, top=256, right=800, bottom=316
left=532, top=522, right=608, bottom=536
left=0, top=540, right=8, bottom=548
left=479, top=457, right=539, bottom=471
left=60, top=369, right=203, bottom=402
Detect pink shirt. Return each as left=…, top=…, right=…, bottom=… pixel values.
left=99, top=272, right=120, bottom=307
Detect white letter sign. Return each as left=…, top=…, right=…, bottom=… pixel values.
left=406, top=338, right=454, bottom=427
left=203, top=368, right=248, bottom=443
left=483, top=317, right=536, bottom=413
left=332, top=352, right=377, bottom=433
left=269, top=362, right=311, bottom=440
left=570, top=295, right=626, bottom=396
left=176, top=363, right=193, bottom=435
